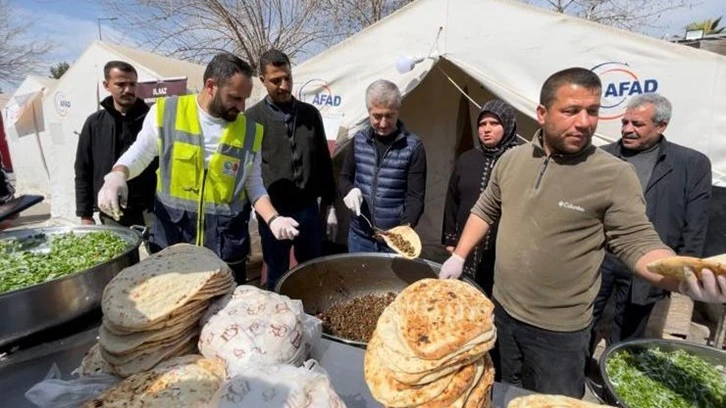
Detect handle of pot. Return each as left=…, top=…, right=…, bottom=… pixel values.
left=129, top=225, right=149, bottom=240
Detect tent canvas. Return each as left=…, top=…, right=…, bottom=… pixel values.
left=292, top=0, right=726, bottom=255
left=2, top=75, right=58, bottom=195
left=2, top=42, right=215, bottom=221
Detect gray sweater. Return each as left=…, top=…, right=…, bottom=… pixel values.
left=472, top=131, right=667, bottom=331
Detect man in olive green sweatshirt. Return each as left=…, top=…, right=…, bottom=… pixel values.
left=438, top=67, right=726, bottom=398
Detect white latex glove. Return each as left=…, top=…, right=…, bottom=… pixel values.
left=679, top=268, right=726, bottom=304
left=97, top=171, right=128, bottom=221
left=438, top=254, right=465, bottom=279
left=269, top=216, right=300, bottom=240
left=343, top=188, right=363, bottom=216
left=326, top=207, right=338, bottom=240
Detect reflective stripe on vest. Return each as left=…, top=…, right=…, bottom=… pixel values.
left=155, top=95, right=263, bottom=246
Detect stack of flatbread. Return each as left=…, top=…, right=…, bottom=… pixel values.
left=97, top=244, right=235, bottom=377
left=507, top=394, right=612, bottom=407
left=82, top=355, right=226, bottom=408
left=364, top=279, right=497, bottom=408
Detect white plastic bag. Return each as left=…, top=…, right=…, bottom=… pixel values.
left=199, top=285, right=322, bottom=374
left=211, top=360, right=346, bottom=408
left=25, top=373, right=120, bottom=408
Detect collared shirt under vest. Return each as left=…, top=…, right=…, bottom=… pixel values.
left=150, top=94, right=263, bottom=264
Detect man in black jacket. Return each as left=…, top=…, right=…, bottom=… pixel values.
left=245, top=49, right=336, bottom=290
left=592, top=93, right=712, bottom=346
left=74, top=61, right=156, bottom=227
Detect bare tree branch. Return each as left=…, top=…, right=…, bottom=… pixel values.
left=0, top=0, right=53, bottom=89
left=101, top=0, right=344, bottom=70
left=524, top=0, right=694, bottom=32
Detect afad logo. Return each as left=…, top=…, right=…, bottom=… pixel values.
left=591, top=62, right=658, bottom=120
left=296, top=79, right=342, bottom=107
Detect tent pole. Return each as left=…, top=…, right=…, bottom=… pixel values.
left=30, top=103, right=51, bottom=179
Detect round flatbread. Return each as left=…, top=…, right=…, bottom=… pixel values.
left=394, top=279, right=495, bottom=360
left=102, top=243, right=233, bottom=330
left=507, top=394, right=612, bottom=407
left=463, top=353, right=495, bottom=408
left=365, top=332, right=479, bottom=408
left=83, top=355, right=225, bottom=408
left=373, top=303, right=495, bottom=383
left=379, top=225, right=422, bottom=259
left=106, top=332, right=199, bottom=377
left=647, top=256, right=726, bottom=280
left=76, top=343, right=113, bottom=377
left=364, top=334, right=458, bottom=407
left=100, top=314, right=201, bottom=355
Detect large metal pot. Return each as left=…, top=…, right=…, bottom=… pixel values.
left=274, top=253, right=480, bottom=347
left=599, top=338, right=726, bottom=407
left=0, top=226, right=143, bottom=348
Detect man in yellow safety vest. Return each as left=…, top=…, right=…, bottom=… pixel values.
left=96, top=53, right=299, bottom=283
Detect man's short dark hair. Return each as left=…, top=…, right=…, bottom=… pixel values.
left=539, top=67, right=602, bottom=108
left=104, top=61, right=137, bottom=80
left=258, top=49, right=290, bottom=75
left=203, top=53, right=254, bottom=86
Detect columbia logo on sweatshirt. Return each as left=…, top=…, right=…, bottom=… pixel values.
left=558, top=201, right=585, bottom=213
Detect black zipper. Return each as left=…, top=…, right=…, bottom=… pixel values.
left=370, top=140, right=397, bottom=228
left=534, top=156, right=551, bottom=190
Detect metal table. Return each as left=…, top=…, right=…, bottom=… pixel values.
left=0, top=325, right=532, bottom=407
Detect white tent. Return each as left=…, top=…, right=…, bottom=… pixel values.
left=3, top=75, right=58, bottom=195
left=292, top=0, right=726, bottom=254
left=2, top=42, right=215, bottom=222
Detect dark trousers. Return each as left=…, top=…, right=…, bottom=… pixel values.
left=591, top=266, right=656, bottom=351
left=491, top=300, right=591, bottom=398
left=258, top=202, right=323, bottom=291
left=473, top=252, right=495, bottom=297
left=347, top=229, right=394, bottom=253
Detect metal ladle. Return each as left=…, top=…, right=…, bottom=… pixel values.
left=359, top=213, right=387, bottom=235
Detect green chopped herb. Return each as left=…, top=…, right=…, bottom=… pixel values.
left=0, top=232, right=128, bottom=294
left=606, top=346, right=726, bottom=408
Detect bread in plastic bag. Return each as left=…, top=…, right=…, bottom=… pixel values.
left=199, top=285, right=322, bottom=374
left=211, top=360, right=346, bottom=408
left=25, top=372, right=120, bottom=408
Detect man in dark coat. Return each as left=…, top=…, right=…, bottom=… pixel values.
left=592, top=93, right=712, bottom=345
left=74, top=61, right=156, bottom=227
left=245, top=49, right=337, bottom=290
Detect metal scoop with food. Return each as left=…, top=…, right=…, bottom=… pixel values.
left=360, top=214, right=422, bottom=259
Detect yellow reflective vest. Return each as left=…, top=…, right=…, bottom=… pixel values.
left=150, top=94, right=263, bottom=263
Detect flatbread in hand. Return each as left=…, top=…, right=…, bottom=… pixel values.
left=646, top=256, right=726, bottom=280
left=377, top=225, right=422, bottom=259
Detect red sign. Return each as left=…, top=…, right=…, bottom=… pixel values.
left=136, top=78, right=188, bottom=104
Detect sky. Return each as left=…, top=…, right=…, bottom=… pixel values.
left=6, top=0, right=724, bottom=91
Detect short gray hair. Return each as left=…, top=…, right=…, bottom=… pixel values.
left=365, top=79, right=401, bottom=109
left=627, top=93, right=672, bottom=125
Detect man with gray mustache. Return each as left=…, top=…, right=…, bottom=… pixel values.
left=592, top=93, right=712, bottom=348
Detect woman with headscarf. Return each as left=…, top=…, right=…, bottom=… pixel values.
left=441, top=99, right=522, bottom=295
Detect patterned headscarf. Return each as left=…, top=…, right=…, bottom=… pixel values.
left=476, top=99, right=519, bottom=157
left=464, top=99, right=521, bottom=278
